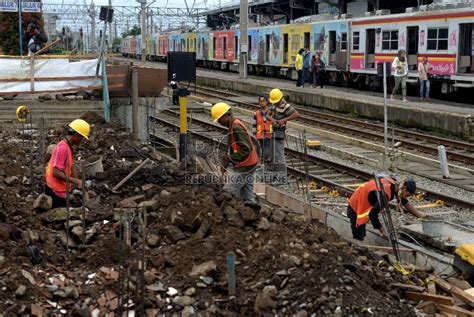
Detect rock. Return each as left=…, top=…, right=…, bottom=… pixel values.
left=182, top=306, right=195, bottom=317
left=0, top=255, right=6, bottom=266
left=162, top=225, right=186, bottom=244
left=215, top=192, right=233, bottom=205
left=239, top=207, right=257, bottom=222
left=15, top=285, right=27, bottom=297
left=257, top=217, right=271, bottom=231
left=276, top=270, right=289, bottom=277
left=33, top=194, right=52, bottom=211
left=116, top=198, right=138, bottom=209
left=263, top=285, right=278, bottom=297
left=48, top=208, right=77, bottom=222
left=55, top=286, right=79, bottom=299
left=4, top=176, right=19, bottom=186
left=173, top=296, right=195, bottom=307
left=164, top=257, right=176, bottom=267
left=319, top=248, right=329, bottom=253
left=200, top=276, right=213, bottom=285
left=160, top=190, right=171, bottom=198
left=290, top=255, right=302, bottom=266
left=144, top=271, right=158, bottom=284
left=190, top=260, right=217, bottom=277
left=147, top=233, right=160, bottom=247
left=254, top=292, right=276, bottom=312
left=270, top=209, right=286, bottom=223
left=294, top=310, right=308, bottom=317
left=167, top=287, right=178, bottom=296
left=71, top=226, right=84, bottom=241
left=196, top=282, right=207, bottom=288
left=171, top=211, right=184, bottom=228
left=146, top=282, right=166, bottom=292
left=21, top=269, right=36, bottom=285
left=224, top=206, right=244, bottom=228
left=184, top=287, right=196, bottom=296
left=195, top=218, right=211, bottom=238
left=138, top=200, right=159, bottom=212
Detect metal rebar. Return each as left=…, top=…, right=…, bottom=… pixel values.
left=81, top=161, right=86, bottom=245
left=65, top=176, right=70, bottom=253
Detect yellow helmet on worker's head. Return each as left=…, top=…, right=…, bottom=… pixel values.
left=211, top=102, right=231, bottom=122
left=268, top=88, right=283, bottom=104
left=68, top=119, right=90, bottom=139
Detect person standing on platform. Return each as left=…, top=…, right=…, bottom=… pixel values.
left=312, top=52, right=325, bottom=88
left=347, top=177, right=427, bottom=241
left=391, top=49, right=409, bottom=102
left=45, top=119, right=90, bottom=209
left=295, top=48, right=304, bottom=87
left=254, top=96, right=273, bottom=164
left=418, top=57, right=431, bottom=101
left=211, top=103, right=259, bottom=205
left=267, top=88, right=300, bottom=183
left=303, top=47, right=312, bottom=87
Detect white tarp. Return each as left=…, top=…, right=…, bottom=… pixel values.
left=0, top=58, right=102, bottom=94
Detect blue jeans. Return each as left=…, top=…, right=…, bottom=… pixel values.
left=419, top=79, right=430, bottom=98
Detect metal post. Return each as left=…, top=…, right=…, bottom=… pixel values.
left=108, top=0, right=113, bottom=51
left=178, top=87, right=189, bottom=162
left=438, top=145, right=450, bottom=179
left=239, top=0, right=248, bottom=79
left=18, top=0, right=23, bottom=56
left=132, top=67, right=139, bottom=137
left=227, top=252, right=236, bottom=296
left=383, top=62, right=388, bottom=155
left=91, top=3, right=96, bottom=54
left=140, top=1, right=147, bottom=62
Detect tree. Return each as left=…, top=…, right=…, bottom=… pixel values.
left=121, top=25, right=141, bottom=38
left=0, top=11, right=46, bottom=55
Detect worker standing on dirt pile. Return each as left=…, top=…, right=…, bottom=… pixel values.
left=211, top=102, right=260, bottom=206
left=44, top=119, right=90, bottom=209
left=267, top=88, right=300, bottom=184
left=347, top=177, right=428, bottom=241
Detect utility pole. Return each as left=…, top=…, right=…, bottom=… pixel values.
left=139, top=0, right=147, bottom=62
left=239, top=0, right=248, bottom=79
left=90, top=2, right=96, bottom=54
left=108, top=0, right=113, bottom=51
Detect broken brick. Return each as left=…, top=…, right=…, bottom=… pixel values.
left=162, top=225, right=186, bottom=244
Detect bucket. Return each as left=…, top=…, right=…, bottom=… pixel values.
left=84, top=156, right=103, bottom=177
left=421, top=219, right=444, bottom=238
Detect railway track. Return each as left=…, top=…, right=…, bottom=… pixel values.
left=191, top=85, right=474, bottom=166
left=150, top=109, right=474, bottom=211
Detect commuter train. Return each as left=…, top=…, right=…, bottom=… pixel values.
left=121, top=5, right=474, bottom=93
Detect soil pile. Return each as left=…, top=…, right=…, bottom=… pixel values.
left=0, top=114, right=420, bottom=316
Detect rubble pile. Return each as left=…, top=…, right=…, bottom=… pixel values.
left=0, top=113, right=467, bottom=316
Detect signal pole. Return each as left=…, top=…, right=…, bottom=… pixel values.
left=108, top=0, right=113, bottom=51
left=239, top=0, right=248, bottom=79
left=90, top=2, right=96, bottom=53
left=138, top=0, right=147, bottom=62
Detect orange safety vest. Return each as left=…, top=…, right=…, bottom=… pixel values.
left=229, top=118, right=259, bottom=168
left=255, top=109, right=272, bottom=139
left=349, top=178, right=394, bottom=227
left=45, top=140, right=73, bottom=194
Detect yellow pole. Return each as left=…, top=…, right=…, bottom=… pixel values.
left=178, top=87, right=190, bottom=161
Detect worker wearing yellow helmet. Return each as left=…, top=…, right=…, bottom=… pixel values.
left=44, top=119, right=90, bottom=208
left=267, top=88, right=300, bottom=183
left=211, top=102, right=260, bottom=206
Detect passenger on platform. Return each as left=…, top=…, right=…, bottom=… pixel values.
left=25, top=22, right=47, bottom=56
left=267, top=88, right=300, bottom=183
left=391, top=49, right=409, bottom=102
left=295, top=48, right=304, bottom=87
left=418, top=57, right=431, bottom=101
left=312, top=52, right=325, bottom=89
left=45, top=119, right=90, bottom=209
left=303, top=47, right=312, bottom=86
left=170, top=80, right=179, bottom=105
left=211, top=103, right=259, bottom=205
left=254, top=96, right=273, bottom=164
left=347, top=177, right=427, bottom=241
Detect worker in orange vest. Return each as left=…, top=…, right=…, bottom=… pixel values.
left=347, top=177, right=427, bottom=241
left=211, top=102, right=259, bottom=205
left=254, top=96, right=273, bottom=164
left=45, top=119, right=90, bottom=209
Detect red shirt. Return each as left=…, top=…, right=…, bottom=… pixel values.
left=49, top=142, right=70, bottom=198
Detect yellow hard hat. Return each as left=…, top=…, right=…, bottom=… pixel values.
left=68, top=119, right=90, bottom=139
left=16, top=105, right=30, bottom=122
left=211, top=102, right=231, bottom=122
left=268, top=88, right=283, bottom=104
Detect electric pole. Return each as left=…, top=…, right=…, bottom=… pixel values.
left=138, top=0, right=147, bottom=62
left=90, top=2, right=96, bottom=54
left=239, top=0, right=248, bottom=79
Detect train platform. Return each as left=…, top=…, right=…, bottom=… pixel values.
left=109, top=57, right=473, bottom=139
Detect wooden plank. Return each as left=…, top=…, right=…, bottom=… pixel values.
left=404, top=291, right=455, bottom=306
left=391, top=283, right=426, bottom=293
left=428, top=282, right=437, bottom=294
left=433, top=276, right=474, bottom=307
left=416, top=301, right=437, bottom=314
left=437, top=304, right=474, bottom=317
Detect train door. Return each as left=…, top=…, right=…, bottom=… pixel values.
left=235, top=35, right=238, bottom=60
left=265, top=34, right=270, bottom=63
left=187, top=39, right=189, bottom=52
left=407, top=26, right=419, bottom=70
left=258, top=35, right=265, bottom=64
left=329, top=31, right=336, bottom=66
left=283, top=33, right=289, bottom=64
left=223, top=36, right=227, bottom=59
left=248, top=35, right=252, bottom=61
left=213, top=37, right=216, bottom=58
left=304, top=32, right=310, bottom=49
left=459, top=24, right=473, bottom=73
left=365, top=29, right=376, bottom=68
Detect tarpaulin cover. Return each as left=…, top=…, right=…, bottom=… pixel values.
left=0, top=58, right=102, bottom=94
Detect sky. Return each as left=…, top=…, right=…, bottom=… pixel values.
left=43, top=0, right=235, bottom=10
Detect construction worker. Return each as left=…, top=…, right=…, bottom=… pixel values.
left=267, top=88, right=300, bottom=182
left=347, top=177, right=427, bottom=241
left=45, top=119, right=90, bottom=209
left=211, top=102, right=259, bottom=204
left=254, top=96, right=273, bottom=164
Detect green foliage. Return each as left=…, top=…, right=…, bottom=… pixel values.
left=121, top=25, right=141, bottom=38
left=0, top=11, right=45, bottom=55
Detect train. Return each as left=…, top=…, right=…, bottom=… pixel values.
left=121, top=5, right=474, bottom=93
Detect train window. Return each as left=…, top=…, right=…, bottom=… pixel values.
left=352, top=32, right=360, bottom=50
left=291, top=34, right=300, bottom=52
left=427, top=27, right=448, bottom=51
left=382, top=30, right=398, bottom=51
left=341, top=33, right=347, bottom=51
